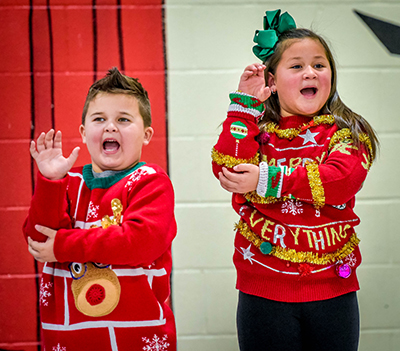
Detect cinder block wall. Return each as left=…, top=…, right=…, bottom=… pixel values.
left=166, top=1, right=400, bottom=350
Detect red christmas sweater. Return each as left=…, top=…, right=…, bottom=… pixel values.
left=23, top=162, right=177, bottom=351
left=212, top=92, right=373, bottom=302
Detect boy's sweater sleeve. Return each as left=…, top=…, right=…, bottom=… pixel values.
left=211, top=92, right=264, bottom=177
left=53, top=172, right=177, bottom=266
left=253, top=132, right=372, bottom=208
left=22, top=172, right=73, bottom=242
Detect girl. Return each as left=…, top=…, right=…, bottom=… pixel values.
left=211, top=9, right=378, bottom=351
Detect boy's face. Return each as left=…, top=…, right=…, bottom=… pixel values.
left=79, top=93, right=153, bottom=173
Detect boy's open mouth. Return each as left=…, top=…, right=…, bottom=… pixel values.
left=300, top=87, right=317, bottom=97
left=103, top=139, right=120, bottom=152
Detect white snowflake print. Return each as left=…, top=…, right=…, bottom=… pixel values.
left=344, top=253, right=357, bottom=267
left=52, top=343, right=66, bottom=351
left=142, top=334, right=170, bottom=351
left=281, top=200, right=303, bottom=215
left=40, top=278, right=53, bottom=306
left=125, top=167, right=156, bottom=190
left=86, top=201, right=99, bottom=220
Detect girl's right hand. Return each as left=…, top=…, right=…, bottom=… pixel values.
left=238, top=64, right=272, bottom=102
left=30, top=129, right=80, bottom=180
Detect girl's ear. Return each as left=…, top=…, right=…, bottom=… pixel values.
left=268, top=72, right=276, bottom=92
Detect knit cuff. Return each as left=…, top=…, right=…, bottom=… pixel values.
left=256, top=164, right=294, bottom=198
left=228, top=91, right=265, bottom=119
left=256, top=162, right=269, bottom=196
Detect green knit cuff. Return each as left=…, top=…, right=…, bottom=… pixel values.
left=228, top=91, right=265, bottom=118
left=257, top=163, right=294, bottom=198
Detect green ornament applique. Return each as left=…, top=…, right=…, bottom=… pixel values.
left=230, top=121, right=248, bottom=140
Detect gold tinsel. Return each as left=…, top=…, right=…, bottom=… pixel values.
left=264, top=115, right=335, bottom=139
left=329, top=129, right=373, bottom=166
left=243, top=191, right=292, bottom=204
left=236, top=220, right=360, bottom=265
left=211, top=148, right=259, bottom=168
left=305, top=162, right=325, bottom=210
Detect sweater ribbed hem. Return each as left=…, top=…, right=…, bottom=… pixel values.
left=236, top=269, right=360, bottom=303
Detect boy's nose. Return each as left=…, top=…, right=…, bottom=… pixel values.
left=105, top=122, right=117, bottom=132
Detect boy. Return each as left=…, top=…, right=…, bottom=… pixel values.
left=23, top=68, right=177, bottom=350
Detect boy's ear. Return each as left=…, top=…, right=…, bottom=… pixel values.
left=268, top=72, right=276, bottom=92
left=143, top=127, right=154, bottom=146
left=79, top=125, right=86, bottom=144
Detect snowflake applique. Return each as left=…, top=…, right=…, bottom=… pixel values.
left=40, top=278, right=53, bottom=306
left=281, top=200, right=303, bottom=215
left=52, top=343, right=66, bottom=351
left=344, top=253, right=357, bottom=267
left=125, top=167, right=157, bottom=190
left=86, top=201, right=99, bottom=220
left=142, top=334, right=170, bottom=351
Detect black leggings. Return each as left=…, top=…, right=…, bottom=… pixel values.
left=237, top=291, right=360, bottom=351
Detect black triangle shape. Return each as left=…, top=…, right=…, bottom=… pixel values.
left=354, top=10, right=400, bottom=55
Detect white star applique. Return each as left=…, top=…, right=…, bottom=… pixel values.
left=299, top=129, right=319, bottom=145
left=241, top=244, right=255, bottom=264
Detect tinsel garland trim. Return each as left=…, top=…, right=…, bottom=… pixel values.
left=243, top=191, right=292, bottom=204
left=211, top=148, right=260, bottom=168
left=235, top=220, right=360, bottom=265
left=305, top=162, right=325, bottom=210
left=264, top=114, right=335, bottom=139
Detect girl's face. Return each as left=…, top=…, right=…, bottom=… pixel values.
left=268, top=38, right=332, bottom=118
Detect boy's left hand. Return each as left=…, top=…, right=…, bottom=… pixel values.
left=28, top=225, right=57, bottom=263
left=218, top=164, right=259, bottom=194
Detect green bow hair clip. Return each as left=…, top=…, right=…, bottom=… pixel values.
left=252, top=9, right=296, bottom=62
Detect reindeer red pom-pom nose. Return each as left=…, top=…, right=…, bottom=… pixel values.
left=86, top=284, right=106, bottom=305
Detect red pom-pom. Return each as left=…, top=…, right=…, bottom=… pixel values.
left=298, top=263, right=313, bottom=277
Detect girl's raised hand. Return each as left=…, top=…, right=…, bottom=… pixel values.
left=30, top=129, right=80, bottom=180
left=238, top=64, right=271, bottom=102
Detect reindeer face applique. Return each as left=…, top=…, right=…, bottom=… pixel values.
left=69, top=198, right=123, bottom=317
left=69, top=262, right=121, bottom=317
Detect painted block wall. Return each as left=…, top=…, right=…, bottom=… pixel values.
left=166, top=1, right=400, bottom=350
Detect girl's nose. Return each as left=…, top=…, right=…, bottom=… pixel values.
left=303, top=66, right=317, bottom=79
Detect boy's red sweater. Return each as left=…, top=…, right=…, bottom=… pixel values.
left=212, top=92, right=372, bottom=302
left=23, top=163, right=176, bottom=350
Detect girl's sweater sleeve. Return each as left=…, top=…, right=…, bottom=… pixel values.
left=212, top=92, right=264, bottom=178
left=53, top=172, right=177, bottom=266
left=23, top=172, right=73, bottom=242
left=253, top=132, right=372, bottom=208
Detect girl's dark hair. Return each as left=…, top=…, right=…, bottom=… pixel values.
left=81, top=67, right=151, bottom=127
left=262, top=28, right=379, bottom=160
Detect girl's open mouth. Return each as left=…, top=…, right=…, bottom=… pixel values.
left=103, top=139, right=120, bottom=153
left=300, top=87, right=317, bottom=97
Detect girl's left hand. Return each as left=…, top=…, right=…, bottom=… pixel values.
left=218, top=164, right=259, bottom=193
left=28, top=225, right=57, bottom=263
left=238, top=64, right=271, bottom=102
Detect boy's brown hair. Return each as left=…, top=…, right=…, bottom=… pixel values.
left=81, top=67, right=151, bottom=127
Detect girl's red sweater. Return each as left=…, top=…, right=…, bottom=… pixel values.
left=212, top=92, right=372, bottom=302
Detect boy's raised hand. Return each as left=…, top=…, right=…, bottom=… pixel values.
left=30, top=129, right=80, bottom=180
left=238, top=64, right=271, bottom=102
